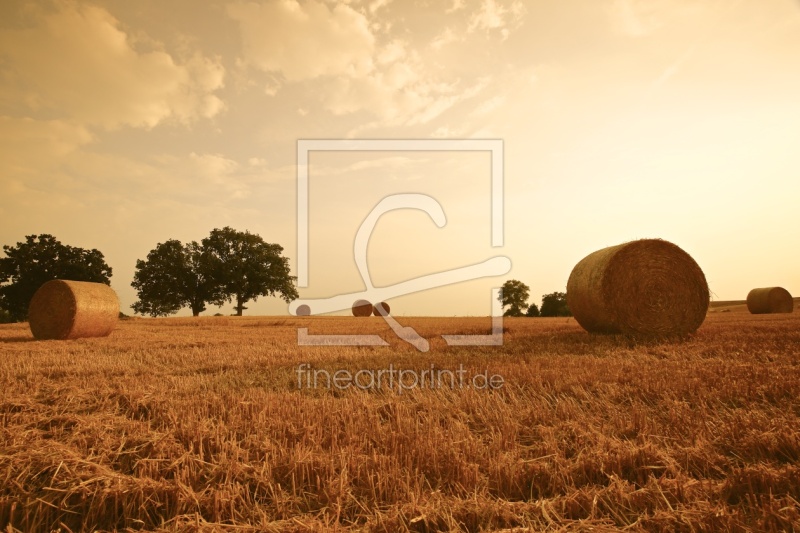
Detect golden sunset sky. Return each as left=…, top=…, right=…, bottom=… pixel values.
left=1, top=0, right=798, bottom=316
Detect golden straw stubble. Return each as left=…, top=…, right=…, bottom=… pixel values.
left=28, top=280, right=119, bottom=340
left=567, top=239, right=709, bottom=336
left=746, top=287, right=793, bottom=314
left=352, top=299, right=373, bottom=317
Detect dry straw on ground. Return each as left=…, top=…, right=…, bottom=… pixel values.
left=28, top=280, right=119, bottom=340
left=2, top=313, right=800, bottom=530
left=567, top=239, right=709, bottom=336
left=747, top=287, right=794, bottom=314
left=352, top=299, right=373, bottom=317
left=373, top=302, right=390, bottom=316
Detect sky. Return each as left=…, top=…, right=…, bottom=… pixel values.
left=1, top=0, right=799, bottom=317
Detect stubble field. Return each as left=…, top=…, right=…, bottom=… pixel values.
left=1, top=310, right=799, bottom=532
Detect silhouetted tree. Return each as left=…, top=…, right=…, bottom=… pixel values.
left=499, top=279, right=530, bottom=317
left=0, top=234, right=112, bottom=322
left=201, top=227, right=298, bottom=316
left=525, top=302, right=540, bottom=317
left=132, top=240, right=221, bottom=317
left=540, top=291, right=571, bottom=317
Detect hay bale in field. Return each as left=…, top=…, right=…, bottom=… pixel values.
left=28, top=280, right=119, bottom=340
left=566, top=239, right=709, bottom=336
left=746, top=287, right=793, bottom=314
left=352, top=299, right=373, bottom=317
left=295, top=304, right=311, bottom=316
left=373, top=302, right=391, bottom=316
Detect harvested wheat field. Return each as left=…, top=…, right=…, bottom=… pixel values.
left=1, top=313, right=800, bottom=532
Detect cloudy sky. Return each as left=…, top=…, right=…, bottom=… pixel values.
left=1, top=0, right=799, bottom=316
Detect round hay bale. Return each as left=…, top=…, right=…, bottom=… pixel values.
left=29, top=280, right=119, bottom=340
left=566, top=239, right=709, bottom=336
left=295, top=304, right=311, bottom=316
left=373, top=302, right=391, bottom=316
left=352, top=299, right=373, bottom=317
left=746, top=287, right=793, bottom=314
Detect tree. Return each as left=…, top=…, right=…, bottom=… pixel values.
left=200, top=227, right=298, bottom=316
left=0, top=234, right=112, bottom=321
left=540, top=291, right=571, bottom=317
left=525, top=302, right=540, bottom=317
left=499, top=279, right=530, bottom=317
left=131, top=240, right=221, bottom=317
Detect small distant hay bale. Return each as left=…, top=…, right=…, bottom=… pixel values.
left=29, top=280, right=119, bottom=340
left=746, top=287, right=793, bottom=314
left=295, top=304, right=311, bottom=316
left=352, top=299, right=372, bottom=317
left=566, top=239, right=709, bottom=336
left=373, top=302, right=391, bottom=316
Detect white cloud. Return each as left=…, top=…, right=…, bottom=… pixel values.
left=0, top=117, right=92, bottom=180
left=369, top=0, right=393, bottom=14
left=471, top=95, right=506, bottom=116
left=0, top=2, right=225, bottom=129
left=227, top=0, right=513, bottom=130
left=469, top=0, right=506, bottom=31
left=322, top=33, right=492, bottom=130
left=264, top=77, right=282, bottom=96
left=431, top=27, right=458, bottom=50
left=325, top=69, right=484, bottom=128
left=609, top=0, right=663, bottom=37
left=377, top=39, right=407, bottom=64
left=468, top=0, right=524, bottom=38
left=310, top=156, right=425, bottom=177
left=447, top=0, right=465, bottom=13
left=144, top=152, right=264, bottom=202
left=227, top=0, right=375, bottom=82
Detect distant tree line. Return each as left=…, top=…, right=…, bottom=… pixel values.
left=499, top=279, right=571, bottom=317
left=132, top=227, right=297, bottom=317
left=0, top=228, right=297, bottom=321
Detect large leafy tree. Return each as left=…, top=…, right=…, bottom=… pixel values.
left=201, top=227, right=298, bottom=316
left=0, top=234, right=112, bottom=322
left=540, top=291, right=572, bottom=317
left=131, top=240, right=221, bottom=317
left=499, top=279, right=530, bottom=317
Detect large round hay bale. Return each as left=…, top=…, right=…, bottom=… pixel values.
left=373, top=302, right=391, bottom=316
left=29, top=280, right=119, bottom=340
left=295, top=304, right=311, bottom=316
left=566, top=239, right=709, bottom=336
left=352, top=299, right=372, bottom=317
left=746, top=287, right=793, bottom=314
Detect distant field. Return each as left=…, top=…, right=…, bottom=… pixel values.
left=1, top=312, right=799, bottom=532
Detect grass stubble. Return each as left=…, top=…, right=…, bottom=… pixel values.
left=0, top=311, right=799, bottom=532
